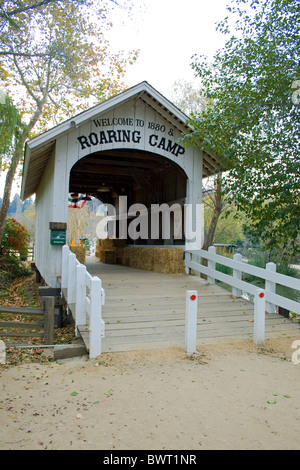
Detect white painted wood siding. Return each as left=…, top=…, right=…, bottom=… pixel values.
left=34, top=98, right=203, bottom=284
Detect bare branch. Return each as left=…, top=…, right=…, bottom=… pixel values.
left=0, top=51, right=50, bottom=57
left=0, top=1, right=85, bottom=19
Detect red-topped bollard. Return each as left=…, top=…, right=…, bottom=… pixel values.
left=185, top=290, right=198, bottom=354
left=254, top=289, right=266, bottom=347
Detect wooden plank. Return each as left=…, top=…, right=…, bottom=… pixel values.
left=49, top=222, right=67, bottom=231
left=0, top=306, right=44, bottom=315
left=53, top=344, right=88, bottom=360
left=39, top=286, right=61, bottom=297
left=0, top=321, right=44, bottom=328
left=44, top=297, right=54, bottom=345
left=0, top=331, right=44, bottom=338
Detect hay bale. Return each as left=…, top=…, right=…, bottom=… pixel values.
left=95, top=239, right=102, bottom=259
left=122, top=246, right=185, bottom=274
left=113, top=239, right=126, bottom=248
left=116, top=248, right=124, bottom=264
left=69, top=245, right=86, bottom=264
left=152, top=248, right=169, bottom=273
left=163, top=248, right=185, bottom=273
left=167, top=248, right=185, bottom=274
left=101, top=238, right=115, bottom=250
left=128, top=247, right=142, bottom=269
left=102, top=249, right=116, bottom=264
left=150, top=247, right=185, bottom=274
left=122, top=247, right=131, bottom=266
left=140, top=248, right=154, bottom=271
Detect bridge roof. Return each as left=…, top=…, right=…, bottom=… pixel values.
left=21, top=81, right=221, bottom=200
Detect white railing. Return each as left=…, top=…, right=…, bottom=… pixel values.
left=185, top=246, right=300, bottom=347
left=61, top=245, right=105, bottom=358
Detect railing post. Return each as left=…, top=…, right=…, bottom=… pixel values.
left=254, top=289, right=265, bottom=347
left=185, top=290, right=198, bottom=354
left=265, top=262, right=276, bottom=313
left=75, top=264, right=87, bottom=335
left=89, top=276, right=103, bottom=359
left=61, top=245, right=69, bottom=291
left=232, top=253, right=242, bottom=297
left=67, top=252, right=76, bottom=304
left=185, top=252, right=191, bottom=275
left=207, top=246, right=216, bottom=285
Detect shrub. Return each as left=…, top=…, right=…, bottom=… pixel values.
left=0, top=217, right=30, bottom=256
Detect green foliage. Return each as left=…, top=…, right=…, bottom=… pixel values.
left=186, top=0, right=300, bottom=257
left=243, top=246, right=299, bottom=278
left=0, top=95, right=24, bottom=170
left=204, top=199, right=246, bottom=245
left=0, top=0, right=137, bottom=133
left=0, top=0, right=137, bottom=245
left=241, top=245, right=300, bottom=301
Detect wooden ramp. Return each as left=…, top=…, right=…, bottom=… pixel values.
left=78, top=258, right=299, bottom=353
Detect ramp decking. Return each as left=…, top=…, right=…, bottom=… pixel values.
left=78, top=258, right=299, bottom=353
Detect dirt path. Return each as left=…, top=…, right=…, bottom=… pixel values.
left=0, top=335, right=299, bottom=450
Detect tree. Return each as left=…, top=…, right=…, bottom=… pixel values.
left=185, top=0, right=300, bottom=259
left=0, top=94, right=24, bottom=172
left=169, top=79, right=212, bottom=116
left=0, top=0, right=137, bottom=243
left=203, top=178, right=245, bottom=246
left=170, top=80, right=227, bottom=249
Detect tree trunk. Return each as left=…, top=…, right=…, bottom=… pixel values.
left=201, top=174, right=223, bottom=278
left=0, top=138, right=25, bottom=244
left=202, top=174, right=223, bottom=251
left=0, top=101, right=44, bottom=245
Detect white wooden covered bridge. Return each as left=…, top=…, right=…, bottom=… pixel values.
left=21, top=82, right=300, bottom=357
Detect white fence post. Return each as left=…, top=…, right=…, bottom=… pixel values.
left=60, top=245, right=105, bottom=357
left=185, top=252, right=191, bottom=275
left=232, top=253, right=242, bottom=297
left=185, top=290, right=198, bottom=354
left=207, top=246, right=216, bottom=285
left=265, top=262, right=276, bottom=313
left=254, top=289, right=265, bottom=347
left=89, top=276, right=103, bottom=359
left=75, top=263, right=87, bottom=336
left=67, top=252, right=76, bottom=304
left=61, top=245, right=70, bottom=291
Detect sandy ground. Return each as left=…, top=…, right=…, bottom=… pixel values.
left=0, top=334, right=299, bottom=451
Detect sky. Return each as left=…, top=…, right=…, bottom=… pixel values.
left=108, top=0, right=229, bottom=99
left=2, top=0, right=230, bottom=200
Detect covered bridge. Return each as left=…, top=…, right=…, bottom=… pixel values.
left=21, top=81, right=220, bottom=287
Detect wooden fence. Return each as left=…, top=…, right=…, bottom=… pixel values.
left=0, top=298, right=57, bottom=344
left=185, top=246, right=300, bottom=347
left=61, top=245, right=105, bottom=359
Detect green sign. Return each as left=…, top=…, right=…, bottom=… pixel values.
left=50, top=229, right=66, bottom=246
